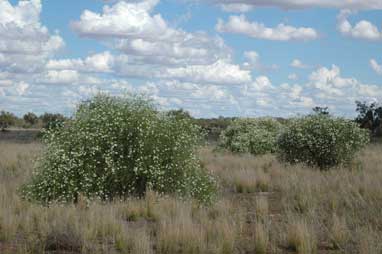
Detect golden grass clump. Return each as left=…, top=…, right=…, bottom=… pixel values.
left=254, top=221, right=269, bottom=254
left=286, top=218, right=317, bottom=254
left=255, top=196, right=269, bottom=220
left=329, top=214, right=349, bottom=249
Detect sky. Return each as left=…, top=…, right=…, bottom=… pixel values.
left=0, top=0, right=382, bottom=118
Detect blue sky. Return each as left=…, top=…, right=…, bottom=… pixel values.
left=0, top=0, right=382, bottom=118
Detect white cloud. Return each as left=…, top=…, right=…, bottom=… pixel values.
left=216, top=15, right=318, bottom=41
left=47, top=52, right=115, bottom=73
left=250, top=76, right=273, bottom=91
left=370, top=59, right=382, bottom=74
left=240, top=65, right=382, bottom=116
left=71, top=0, right=174, bottom=40
left=1, top=81, right=30, bottom=96
left=288, top=73, right=298, bottom=80
left=160, top=60, right=251, bottom=85
left=308, top=65, right=382, bottom=103
left=337, top=10, right=382, bottom=40
left=72, top=0, right=230, bottom=66
left=290, top=59, right=309, bottom=69
left=220, top=3, right=254, bottom=12
left=38, top=70, right=102, bottom=85
left=244, top=51, right=260, bottom=64
left=191, top=85, right=234, bottom=101
left=242, top=51, right=279, bottom=71
left=243, top=51, right=259, bottom=69
left=0, top=0, right=64, bottom=73
left=40, top=70, right=80, bottom=85
left=309, top=65, right=351, bottom=97
left=114, top=33, right=229, bottom=66
left=15, top=81, right=30, bottom=96
left=205, top=0, right=382, bottom=10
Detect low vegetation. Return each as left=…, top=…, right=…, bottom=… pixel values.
left=2, top=97, right=382, bottom=253
left=219, top=118, right=283, bottom=155
left=277, top=115, right=369, bottom=169
left=1, top=142, right=382, bottom=253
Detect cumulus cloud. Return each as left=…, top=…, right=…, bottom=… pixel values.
left=370, top=59, right=382, bottom=74
left=1, top=81, right=30, bottom=96
left=71, top=0, right=173, bottom=40
left=204, top=0, right=382, bottom=10
left=337, top=10, right=382, bottom=40
left=288, top=73, right=298, bottom=80
left=160, top=60, right=251, bottom=85
left=47, top=52, right=115, bottom=73
left=72, top=0, right=230, bottom=66
left=0, top=0, right=64, bottom=73
left=240, top=65, right=382, bottom=116
left=250, top=76, right=273, bottom=91
left=290, top=59, right=310, bottom=69
left=38, top=70, right=102, bottom=86
left=220, top=3, right=254, bottom=12
left=307, top=65, right=382, bottom=105
left=242, top=51, right=278, bottom=71
left=216, top=15, right=318, bottom=41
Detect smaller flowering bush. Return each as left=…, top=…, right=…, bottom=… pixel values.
left=21, top=94, right=216, bottom=204
left=277, top=115, right=369, bottom=169
left=219, top=118, right=283, bottom=155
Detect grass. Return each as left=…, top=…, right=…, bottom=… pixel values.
left=1, top=141, right=382, bottom=253
left=254, top=221, right=269, bottom=254
left=286, top=217, right=317, bottom=254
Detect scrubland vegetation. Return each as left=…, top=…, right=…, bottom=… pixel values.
left=2, top=142, right=382, bottom=253
left=1, top=95, right=382, bottom=253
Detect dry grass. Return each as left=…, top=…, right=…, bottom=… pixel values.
left=1, top=142, right=382, bottom=253
left=329, top=214, right=349, bottom=250
left=286, top=218, right=317, bottom=254
left=254, top=221, right=269, bottom=254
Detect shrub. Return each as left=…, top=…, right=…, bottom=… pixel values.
left=21, top=94, right=216, bottom=204
left=277, top=115, right=369, bottom=169
left=0, top=111, right=16, bottom=131
left=219, top=118, right=283, bottom=155
left=40, top=113, right=66, bottom=130
left=23, top=112, right=39, bottom=127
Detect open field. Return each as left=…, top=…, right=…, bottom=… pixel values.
left=1, top=141, right=382, bottom=254
left=0, top=130, right=40, bottom=144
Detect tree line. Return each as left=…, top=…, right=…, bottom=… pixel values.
left=0, top=111, right=67, bottom=131
left=1, top=101, right=381, bottom=139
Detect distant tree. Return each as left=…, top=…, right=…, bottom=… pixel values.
left=23, top=112, right=38, bottom=126
left=312, top=106, right=330, bottom=116
left=166, top=109, right=192, bottom=121
left=355, top=101, right=382, bottom=135
left=0, top=111, right=16, bottom=131
left=40, top=113, right=66, bottom=129
left=194, top=117, right=235, bottom=142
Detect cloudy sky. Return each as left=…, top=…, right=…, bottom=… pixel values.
left=0, top=0, right=381, bottom=118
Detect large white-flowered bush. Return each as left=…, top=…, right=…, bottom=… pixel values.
left=219, top=118, right=283, bottom=155
left=22, top=95, right=216, bottom=204
left=277, top=115, right=369, bottom=169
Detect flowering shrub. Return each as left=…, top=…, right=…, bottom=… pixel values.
left=219, top=118, right=283, bottom=155
left=277, top=115, right=369, bottom=169
left=21, top=95, right=216, bottom=204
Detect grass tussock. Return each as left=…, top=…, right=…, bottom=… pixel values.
left=286, top=218, right=317, bottom=254
left=254, top=221, right=269, bottom=254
